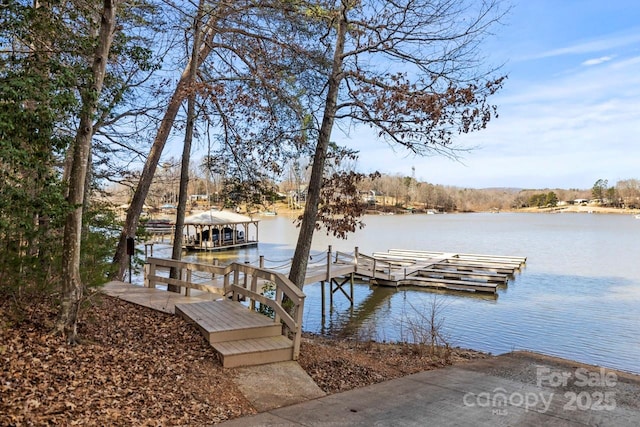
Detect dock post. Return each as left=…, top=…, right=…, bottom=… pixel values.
left=259, top=255, right=264, bottom=268
left=145, top=243, right=153, bottom=257
left=144, top=263, right=151, bottom=288
left=212, top=258, right=218, bottom=280
left=354, top=247, right=359, bottom=273
left=321, top=280, right=326, bottom=320
left=326, top=245, right=332, bottom=282
left=350, top=273, right=354, bottom=304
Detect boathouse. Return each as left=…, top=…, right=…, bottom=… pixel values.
left=182, top=209, right=259, bottom=251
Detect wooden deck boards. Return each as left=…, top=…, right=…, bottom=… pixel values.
left=177, top=300, right=274, bottom=332
left=175, top=299, right=294, bottom=367
left=101, top=280, right=219, bottom=313
left=175, top=300, right=282, bottom=344
left=352, top=249, right=526, bottom=294
left=431, top=261, right=515, bottom=275
left=393, top=276, right=499, bottom=293
left=414, top=268, right=509, bottom=283
left=214, top=335, right=292, bottom=355
left=303, top=264, right=356, bottom=285
left=387, top=249, right=527, bottom=264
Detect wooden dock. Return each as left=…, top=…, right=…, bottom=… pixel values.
left=330, top=248, right=526, bottom=294
left=248, top=246, right=525, bottom=297
left=230, top=246, right=525, bottom=298
left=105, top=246, right=524, bottom=368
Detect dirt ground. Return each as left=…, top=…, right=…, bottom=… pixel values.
left=1, top=294, right=487, bottom=426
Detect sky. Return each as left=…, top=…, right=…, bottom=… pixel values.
left=341, top=0, right=640, bottom=189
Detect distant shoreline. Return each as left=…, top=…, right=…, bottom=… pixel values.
left=148, top=203, right=640, bottom=221
left=513, top=205, right=640, bottom=215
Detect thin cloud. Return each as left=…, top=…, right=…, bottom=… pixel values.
left=582, top=55, right=614, bottom=66
left=523, top=31, right=640, bottom=60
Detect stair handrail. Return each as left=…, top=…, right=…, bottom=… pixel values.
left=144, top=257, right=306, bottom=360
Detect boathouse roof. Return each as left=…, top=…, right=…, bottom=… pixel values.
left=183, top=209, right=257, bottom=225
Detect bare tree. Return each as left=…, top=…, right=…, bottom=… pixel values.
left=111, top=5, right=224, bottom=279
left=58, top=0, right=118, bottom=343
left=168, top=0, right=205, bottom=291
left=289, top=0, right=507, bottom=288
left=111, top=0, right=329, bottom=279
left=616, top=179, right=640, bottom=208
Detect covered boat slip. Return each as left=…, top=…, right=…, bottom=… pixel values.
left=182, top=209, right=259, bottom=251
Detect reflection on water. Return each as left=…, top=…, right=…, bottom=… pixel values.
left=165, top=212, right=640, bottom=374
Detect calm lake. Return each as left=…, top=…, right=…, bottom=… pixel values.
left=174, top=212, right=640, bottom=374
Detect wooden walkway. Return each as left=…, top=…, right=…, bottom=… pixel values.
left=103, top=282, right=296, bottom=369
left=104, top=258, right=306, bottom=369
left=104, top=246, right=525, bottom=368
left=101, top=280, right=218, bottom=314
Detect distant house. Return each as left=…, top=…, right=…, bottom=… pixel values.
left=182, top=209, right=259, bottom=251
left=573, top=199, right=589, bottom=205
left=188, top=194, right=209, bottom=207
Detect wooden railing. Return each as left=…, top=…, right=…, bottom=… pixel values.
left=325, top=247, right=411, bottom=281
left=144, top=257, right=306, bottom=359
left=352, top=252, right=413, bottom=281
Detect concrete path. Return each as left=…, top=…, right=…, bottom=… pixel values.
left=233, top=362, right=326, bottom=412
left=219, top=351, right=640, bottom=427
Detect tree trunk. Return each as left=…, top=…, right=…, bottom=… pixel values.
left=111, top=21, right=217, bottom=280
left=169, top=0, right=204, bottom=291
left=288, top=5, right=348, bottom=289
left=58, top=0, right=117, bottom=344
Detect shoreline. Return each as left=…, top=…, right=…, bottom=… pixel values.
left=512, top=205, right=640, bottom=215
left=145, top=201, right=640, bottom=221
left=248, top=203, right=640, bottom=217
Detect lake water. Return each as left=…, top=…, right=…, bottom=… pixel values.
left=172, top=212, right=640, bottom=374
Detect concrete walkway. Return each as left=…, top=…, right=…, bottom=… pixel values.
left=219, top=351, right=640, bottom=427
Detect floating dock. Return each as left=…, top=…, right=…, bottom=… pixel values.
left=333, top=248, right=526, bottom=294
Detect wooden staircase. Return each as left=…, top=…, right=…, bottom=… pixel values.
left=145, top=257, right=306, bottom=369
left=176, top=299, right=294, bottom=368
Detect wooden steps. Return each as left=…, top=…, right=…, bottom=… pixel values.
left=213, top=336, right=294, bottom=369
left=176, top=299, right=293, bottom=368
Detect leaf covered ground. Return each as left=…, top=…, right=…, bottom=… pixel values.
left=1, top=294, right=487, bottom=426
left=299, top=334, right=487, bottom=394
